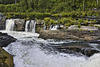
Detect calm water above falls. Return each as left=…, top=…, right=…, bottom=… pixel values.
left=0, top=30, right=100, bottom=67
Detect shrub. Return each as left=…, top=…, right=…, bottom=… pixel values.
left=44, top=17, right=51, bottom=24
left=82, top=12, right=87, bottom=17
left=49, top=19, right=55, bottom=25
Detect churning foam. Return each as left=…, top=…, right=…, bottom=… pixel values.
left=1, top=31, right=100, bottom=67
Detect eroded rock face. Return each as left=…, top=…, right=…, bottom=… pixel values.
left=15, top=19, right=25, bottom=31
left=0, top=13, right=6, bottom=30
left=39, top=30, right=100, bottom=41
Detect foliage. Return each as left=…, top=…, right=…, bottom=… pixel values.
left=0, top=0, right=100, bottom=13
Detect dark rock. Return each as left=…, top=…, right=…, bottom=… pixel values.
left=52, top=44, right=99, bottom=57
left=0, top=32, right=16, bottom=47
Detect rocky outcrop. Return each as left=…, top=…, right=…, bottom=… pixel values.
left=15, top=19, right=25, bottom=31
left=0, top=13, right=6, bottom=30
left=0, top=32, right=16, bottom=47
left=0, top=47, right=14, bottom=67
left=39, top=30, right=100, bottom=41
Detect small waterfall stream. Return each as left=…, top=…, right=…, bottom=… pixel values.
left=50, top=25, right=59, bottom=30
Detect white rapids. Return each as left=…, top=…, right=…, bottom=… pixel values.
left=0, top=30, right=100, bottom=67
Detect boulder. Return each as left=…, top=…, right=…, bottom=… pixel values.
left=0, top=13, right=6, bottom=30
left=0, top=32, right=16, bottom=47
left=14, top=19, right=25, bottom=31
left=68, top=25, right=99, bottom=30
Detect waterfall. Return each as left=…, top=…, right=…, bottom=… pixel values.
left=25, top=21, right=30, bottom=32
left=50, top=25, right=58, bottom=30
left=6, top=19, right=15, bottom=31
left=25, top=20, right=36, bottom=33
left=31, top=20, right=36, bottom=33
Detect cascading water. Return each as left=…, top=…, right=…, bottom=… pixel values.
left=25, top=20, right=36, bottom=33
left=0, top=30, right=100, bottom=67
left=6, top=19, right=15, bottom=31
left=50, top=25, right=59, bottom=30
left=25, top=21, right=30, bottom=32
left=31, top=20, right=36, bottom=33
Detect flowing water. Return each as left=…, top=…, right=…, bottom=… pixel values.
left=25, top=20, right=36, bottom=33
left=0, top=30, right=100, bottom=67
left=6, top=19, right=15, bottom=31
left=50, top=25, right=59, bottom=30
left=1, top=19, right=100, bottom=67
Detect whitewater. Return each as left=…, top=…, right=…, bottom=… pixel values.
left=0, top=30, right=99, bottom=67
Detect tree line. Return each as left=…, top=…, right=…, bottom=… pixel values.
left=0, top=0, right=100, bottom=13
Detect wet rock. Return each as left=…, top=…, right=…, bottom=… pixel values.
left=0, top=32, right=16, bottom=47
left=15, top=19, right=25, bottom=31
left=0, top=13, right=6, bottom=30
left=53, top=44, right=99, bottom=57
left=0, top=47, right=14, bottom=67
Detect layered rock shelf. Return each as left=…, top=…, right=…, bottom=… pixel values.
left=39, top=30, right=100, bottom=41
